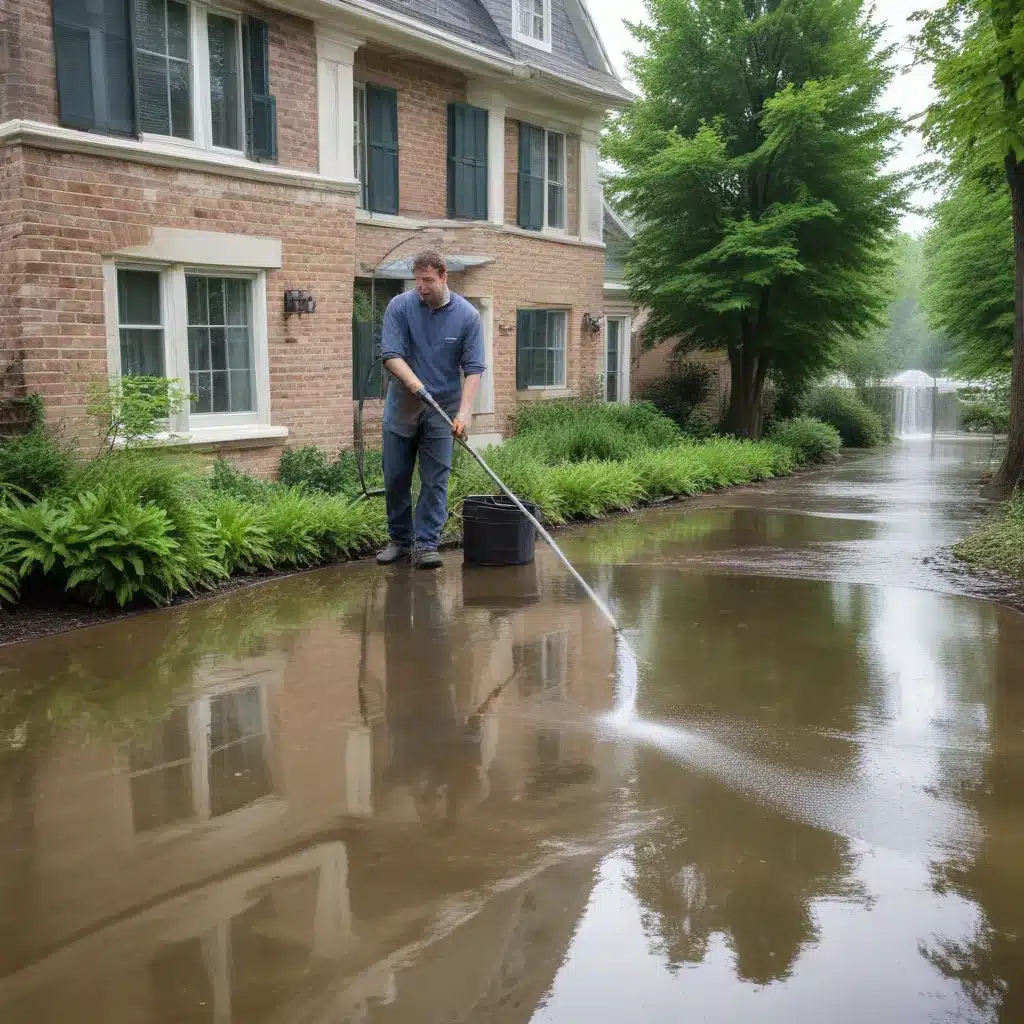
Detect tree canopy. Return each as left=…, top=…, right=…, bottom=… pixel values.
left=922, top=171, right=1014, bottom=379
left=605, top=0, right=907, bottom=437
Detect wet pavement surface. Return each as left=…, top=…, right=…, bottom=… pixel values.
left=1, top=436, right=1023, bottom=1022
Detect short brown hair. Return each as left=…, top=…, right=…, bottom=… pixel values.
left=411, top=248, right=447, bottom=275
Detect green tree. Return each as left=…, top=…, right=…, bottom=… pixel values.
left=605, top=0, right=907, bottom=438
left=913, top=0, right=1024, bottom=489
left=922, top=171, right=1015, bottom=379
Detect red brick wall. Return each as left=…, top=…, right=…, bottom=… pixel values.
left=2, top=0, right=317, bottom=175
left=354, top=50, right=467, bottom=220
left=7, top=146, right=357, bottom=461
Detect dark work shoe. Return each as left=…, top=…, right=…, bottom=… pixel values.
left=376, top=542, right=410, bottom=565
left=413, top=548, right=443, bottom=570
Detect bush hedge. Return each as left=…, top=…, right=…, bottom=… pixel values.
left=803, top=387, right=885, bottom=448
left=953, top=492, right=1024, bottom=579
left=1, top=399, right=808, bottom=612
left=768, top=417, right=842, bottom=466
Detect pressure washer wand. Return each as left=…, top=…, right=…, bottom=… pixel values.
left=415, top=388, right=620, bottom=634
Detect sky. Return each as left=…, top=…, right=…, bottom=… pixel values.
left=585, top=0, right=943, bottom=234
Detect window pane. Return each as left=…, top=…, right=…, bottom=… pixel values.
left=130, top=763, right=193, bottom=832
left=227, top=327, right=251, bottom=369
left=120, top=328, right=165, bottom=377
left=225, top=278, right=248, bottom=325
left=166, top=0, right=189, bottom=60
left=135, top=0, right=166, bottom=53
left=207, top=279, right=225, bottom=325
left=209, top=736, right=271, bottom=817
left=208, top=14, right=241, bottom=149
left=548, top=183, right=564, bottom=228
left=117, top=269, right=161, bottom=325
left=211, top=369, right=230, bottom=411
left=130, top=705, right=190, bottom=771
left=210, top=688, right=264, bottom=749
left=188, top=326, right=210, bottom=371
left=229, top=369, right=253, bottom=410
left=169, top=57, right=191, bottom=138
left=186, top=276, right=206, bottom=323
left=191, top=371, right=212, bottom=413
left=547, top=133, right=563, bottom=184
left=137, top=51, right=171, bottom=135
left=210, top=327, right=227, bottom=370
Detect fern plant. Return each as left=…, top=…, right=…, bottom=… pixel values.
left=202, top=495, right=274, bottom=575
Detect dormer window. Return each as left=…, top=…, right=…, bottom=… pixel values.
left=513, top=0, right=552, bottom=52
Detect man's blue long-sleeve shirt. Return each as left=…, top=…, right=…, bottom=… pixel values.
left=379, top=288, right=486, bottom=435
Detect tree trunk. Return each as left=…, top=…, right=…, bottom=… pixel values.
left=724, top=336, right=767, bottom=439
left=992, top=154, right=1024, bottom=493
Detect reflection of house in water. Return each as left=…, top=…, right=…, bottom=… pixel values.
left=0, top=561, right=619, bottom=1022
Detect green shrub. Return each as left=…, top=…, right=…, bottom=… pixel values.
left=473, top=439, right=565, bottom=523
left=954, top=492, right=1024, bottom=578
left=278, top=444, right=383, bottom=496
left=547, top=461, right=644, bottom=519
left=803, top=387, right=885, bottom=448
left=637, top=360, right=715, bottom=431
left=0, top=545, right=18, bottom=606
left=769, top=417, right=843, bottom=466
left=511, top=399, right=681, bottom=454
left=0, top=428, right=77, bottom=498
left=959, top=401, right=1009, bottom=434
left=201, top=494, right=274, bottom=575
left=87, top=375, right=190, bottom=451
left=209, top=458, right=282, bottom=502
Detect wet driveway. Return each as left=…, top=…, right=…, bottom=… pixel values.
left=1, top=437, right=1023, bottom=1022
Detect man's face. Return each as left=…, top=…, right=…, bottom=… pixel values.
left=415, top=266, right=448, bottom=307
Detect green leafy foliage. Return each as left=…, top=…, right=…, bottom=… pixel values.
left=209, top=458, right=282, bottom=502
left=604, top=0, right=907, bottom=436
left=547, top=461, right=645, bottom=519
left=768, top=417, right=843, bottom=466
left=960, top=399, right=1010, bottom=433
left=804, top=387, right=885, bottom=448
left=0, top=427, right=78, bottom=498
left=511, top=399, right=682, bottom=459
left=200, top=495, right=274, bottom=575
left=278, top=445, right=384, bottom=497
left=923, top=174, right=1014, bottom=379
left=87, top=375, right=191, bottom=452
left=0, top=546, right=18, bottom=606
left=954, top=491, right=1024, bottom=578
left=637, top=358, right=717, bottom=433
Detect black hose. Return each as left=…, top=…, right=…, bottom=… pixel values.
left=354, top=354, right=386, bottom=501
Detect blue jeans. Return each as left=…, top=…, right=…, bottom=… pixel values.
left=382, top=402, right=456, bottom=551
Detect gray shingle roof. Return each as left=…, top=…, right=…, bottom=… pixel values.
left=477, top=0, right=627, bottom=98
left=367, top=0, right=513, bottom=54
left=367, top=0, right=631, bottom=102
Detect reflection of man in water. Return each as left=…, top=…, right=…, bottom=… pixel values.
left=382, top=573, right=481, bottom=832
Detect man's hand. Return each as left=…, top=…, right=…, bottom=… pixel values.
left=452, top=410, right=471, bottom=439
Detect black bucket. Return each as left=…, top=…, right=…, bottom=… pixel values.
left=462, top=494, right=538, bottom=567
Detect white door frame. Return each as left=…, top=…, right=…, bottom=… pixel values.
left=466, top=296, right=495, bottom=415
left=604, top=315, right=632, bottom=403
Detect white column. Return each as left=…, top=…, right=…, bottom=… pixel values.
left=472, top=296, right=495, bottom=415
left=467, top=84, right=506, bottom=225
left=317, top=33, right=362, bottom=181
left=579, top=126, right=604, bottom=243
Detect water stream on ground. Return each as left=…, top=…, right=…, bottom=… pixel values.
left=1, top=437, right=1023, bottom=1022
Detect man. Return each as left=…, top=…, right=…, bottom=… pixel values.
left=376, top=249, right=486, bottom=569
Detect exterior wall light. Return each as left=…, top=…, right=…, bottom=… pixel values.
left=582, top=313, right=603, bottom=334
left=284, top=290, right=316, bottom=315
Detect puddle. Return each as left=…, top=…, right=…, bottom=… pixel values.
left=1, top=438, right=1023, bottom=1021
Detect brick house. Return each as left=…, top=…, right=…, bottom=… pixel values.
left=0, top=0, right=632, bottom=473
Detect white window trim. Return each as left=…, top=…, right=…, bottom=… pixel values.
left=512, top=0, right=553, bottom=53
left=103, top=258, right=279, bottom=444
left=353, top=81, right=368, bottom=209
left=604, top=315, right=632, bottom=404
left=127, top=682, right=278, bottom=840
left=139, top=1, right=247, bottom=158
left=521, top=307, right=568, bottom=391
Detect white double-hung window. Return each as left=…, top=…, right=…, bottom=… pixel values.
left=106, top=258, right=272, bottom=439
left=135, top=0, right=245, bottom=153
left=513, top=0, right=551, bottom=51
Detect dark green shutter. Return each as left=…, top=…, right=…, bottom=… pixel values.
left=447, top=102, right=488, bottom=220
left=352, top=319, right=382, bottom=399
left=244, top=17, right=277, bottom=160
left=517, top=122, right=545, bottom=231
left=52, top=0, right=137, bottom=136
left=366, top=85, right=399, bottom=214
left=516, top=310, right=535, bottom=390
